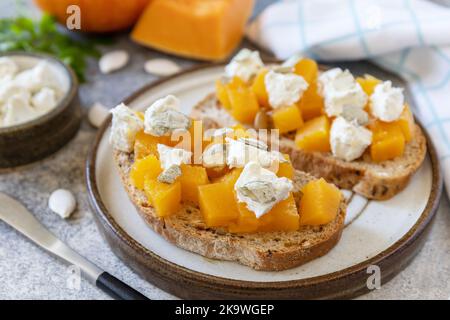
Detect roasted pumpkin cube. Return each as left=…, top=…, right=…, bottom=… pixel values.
left=356, top=74, right=381, bottom=96
left=134, top=130, right=171, bottom=160
left=370, top=121, right=405, bottom=162
left=294, top=58, right=318, bottom=84
left=258, top=195, right=299, bottom=232
left=179, top=165, right=209, bottom=205
left=251, top=68, right=270, bottom=108
left=272, top=105, right=304, bottom=134
left=198, top=182, right=240, bottom=227
left=144, top=179, right=182, bottom=218
left=216, top=79, right=232, bottom=110
left=299, top=178, right=341, bottom=226
left=130, top=155, right=162, bottom=190
left=131, top=0, right=255, bottom=61
left=277, top=155, right=294, bottom=179
left=397, top=104, right=415, bottom=142
left=228, top=202, right=259, bottom=233
left=227, top=79, right=260, bottom=124
left=298, top=82, right=324, bottom=121
left=213, top=168, right=242, bottom=187
left=295, top=115, right=331, bottom=152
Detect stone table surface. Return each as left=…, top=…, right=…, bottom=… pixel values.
left=1, top=0, right=450, bottom=300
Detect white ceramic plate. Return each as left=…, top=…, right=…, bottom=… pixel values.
left=87, top=64, right=442, bottom=299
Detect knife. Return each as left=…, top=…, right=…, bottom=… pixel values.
left=0, top=192, right=149, bottom=300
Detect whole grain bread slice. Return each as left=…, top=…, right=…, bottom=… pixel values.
left=191, top=93, right=427, bottom=200
left=114, top=150, right=346, bottom=271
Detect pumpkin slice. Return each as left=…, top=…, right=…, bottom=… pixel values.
left=272, top=105, right=304, bottom=134
left=179, top=164, right=209, bottom=205
left=131, top=0, right=255, bottom=60
left=130, top=155, right=162, bottom=190
left=369, top=120, right=405, bottom=162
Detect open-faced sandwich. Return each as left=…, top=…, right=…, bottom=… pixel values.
left=109, top=95, right=346, bottom=271
left=191, top=49, right=427, bottom=200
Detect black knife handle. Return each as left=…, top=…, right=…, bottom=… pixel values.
left=96, top=272, right=149, bottom=300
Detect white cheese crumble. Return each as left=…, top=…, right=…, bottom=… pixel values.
left=330, top=117, right=372, bottom=162
left=370, top=81, right=405, bottom=122
left=318, top=68, right=368, bottom=117
left=264, top=70, right=309, bottom=109
left=0, top=57, right=18, bottom=80
left=157, top=144, right=192, bottom=170
left=32, top=87, right=57, bottom=113
left=225, top=137, right=286, bottom=172
left=202, top=143, right=227, bottom=168
left=157, top=144, right=192, bottom=183
left=144, top=95, right=191, bottom=137
left=109, top=103, right=144, bottom=153
left=224, top=48, right=264, bottom=82
left=235, top=161, right=293, bottom=218
left=0, top=58, right=66, bottom=128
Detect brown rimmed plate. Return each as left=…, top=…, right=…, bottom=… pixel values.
left=86, top=63, right=442, bottom=299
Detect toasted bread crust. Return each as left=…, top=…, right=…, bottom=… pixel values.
left=191, top=93, right=427, bottom=200
left=114, top=150, right=346, bottom=271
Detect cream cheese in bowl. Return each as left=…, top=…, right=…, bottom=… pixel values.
left=0, top=52, right=80, bottom=168
left=0, top=56, right=70, bottom=128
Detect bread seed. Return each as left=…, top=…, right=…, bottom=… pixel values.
left=48, top=189, right=76, bottom=219
left=144, top=58, right=181, bottom=76
left=99, top=50, right=129, bottom=74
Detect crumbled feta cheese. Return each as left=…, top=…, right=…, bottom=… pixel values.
left=341, top=104, right=369, bottom=125
left=226, top=137, right=286, bottom=172
left=14, top=61, right=62, bottom=93
left=202, top=143, right=228, bottom=168
left=318, top=68, right=368, bottom=117
left=157, top=144, right=192, bottom=183
left=330, top=117, right=372, bottom=162
left=235, top=161, right=293, bottom=218
left=370, top=81, right=404, bottom=122
left=48, top=189, right=76, bottom=219
left=224, top=49, right=264, bottom=82
left=144, top=95, right=191, bottom=137
left=265, top=70, right=308, bottom=109
left=31, top=87, right=57, bottom=113
left=109, top=103, right=144, bottom=152
left=2, top=95, right=37, bottom=126
left=157, top=144, right=192, bottom=170
left=0, top=57, right=18, bottom=80
left=0, top=82, right=31, bottom=105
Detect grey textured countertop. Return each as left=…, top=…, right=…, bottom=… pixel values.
left=1, top=0, right=450, bottom=300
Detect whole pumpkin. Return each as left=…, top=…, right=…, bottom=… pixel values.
left=34, top=0, right=150, bottom=33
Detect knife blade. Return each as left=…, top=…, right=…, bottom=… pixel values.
left=0, top=192, right=148, bottom=300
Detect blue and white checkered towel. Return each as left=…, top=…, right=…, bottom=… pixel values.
left=247, top=0, right=450, bottom=197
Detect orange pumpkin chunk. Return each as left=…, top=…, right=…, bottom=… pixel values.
left=258, top=195, right=299, bottom=232
left=179, top=165, right=209, bottom=205
left=272, top=105, right=304, bottom=134
left=397, top=104, right=415, bottom=142
left=144, top=179, right=182, bottom=218
left=130, top=155, right=162, bottom=190
left=216, top=79, right=232, bottom=110
left=134, top=131, right=169, bottom=159
left=356, top=74, right=381, bottom=96
left=369, top=121, right=405, bottom=162
left=131, top=0, right=255, bottom=61
left=294, top=58, right=318, bottom=84
left=228, top=202, right=259, bottom=233
left=251, top=68, right=270, bottom=108
left=277, top=155, right=294, bottom=179
left=298, top=82, right=324, bottom=121
left=213, top=168, right=242, bottom=187
left=295, top=115, right=331, bottom=152
left=299, top=178, right=341, bottom=226
left=198, top=182, right=240, bottom=227
left=228, top=85, right=260, bottom=124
